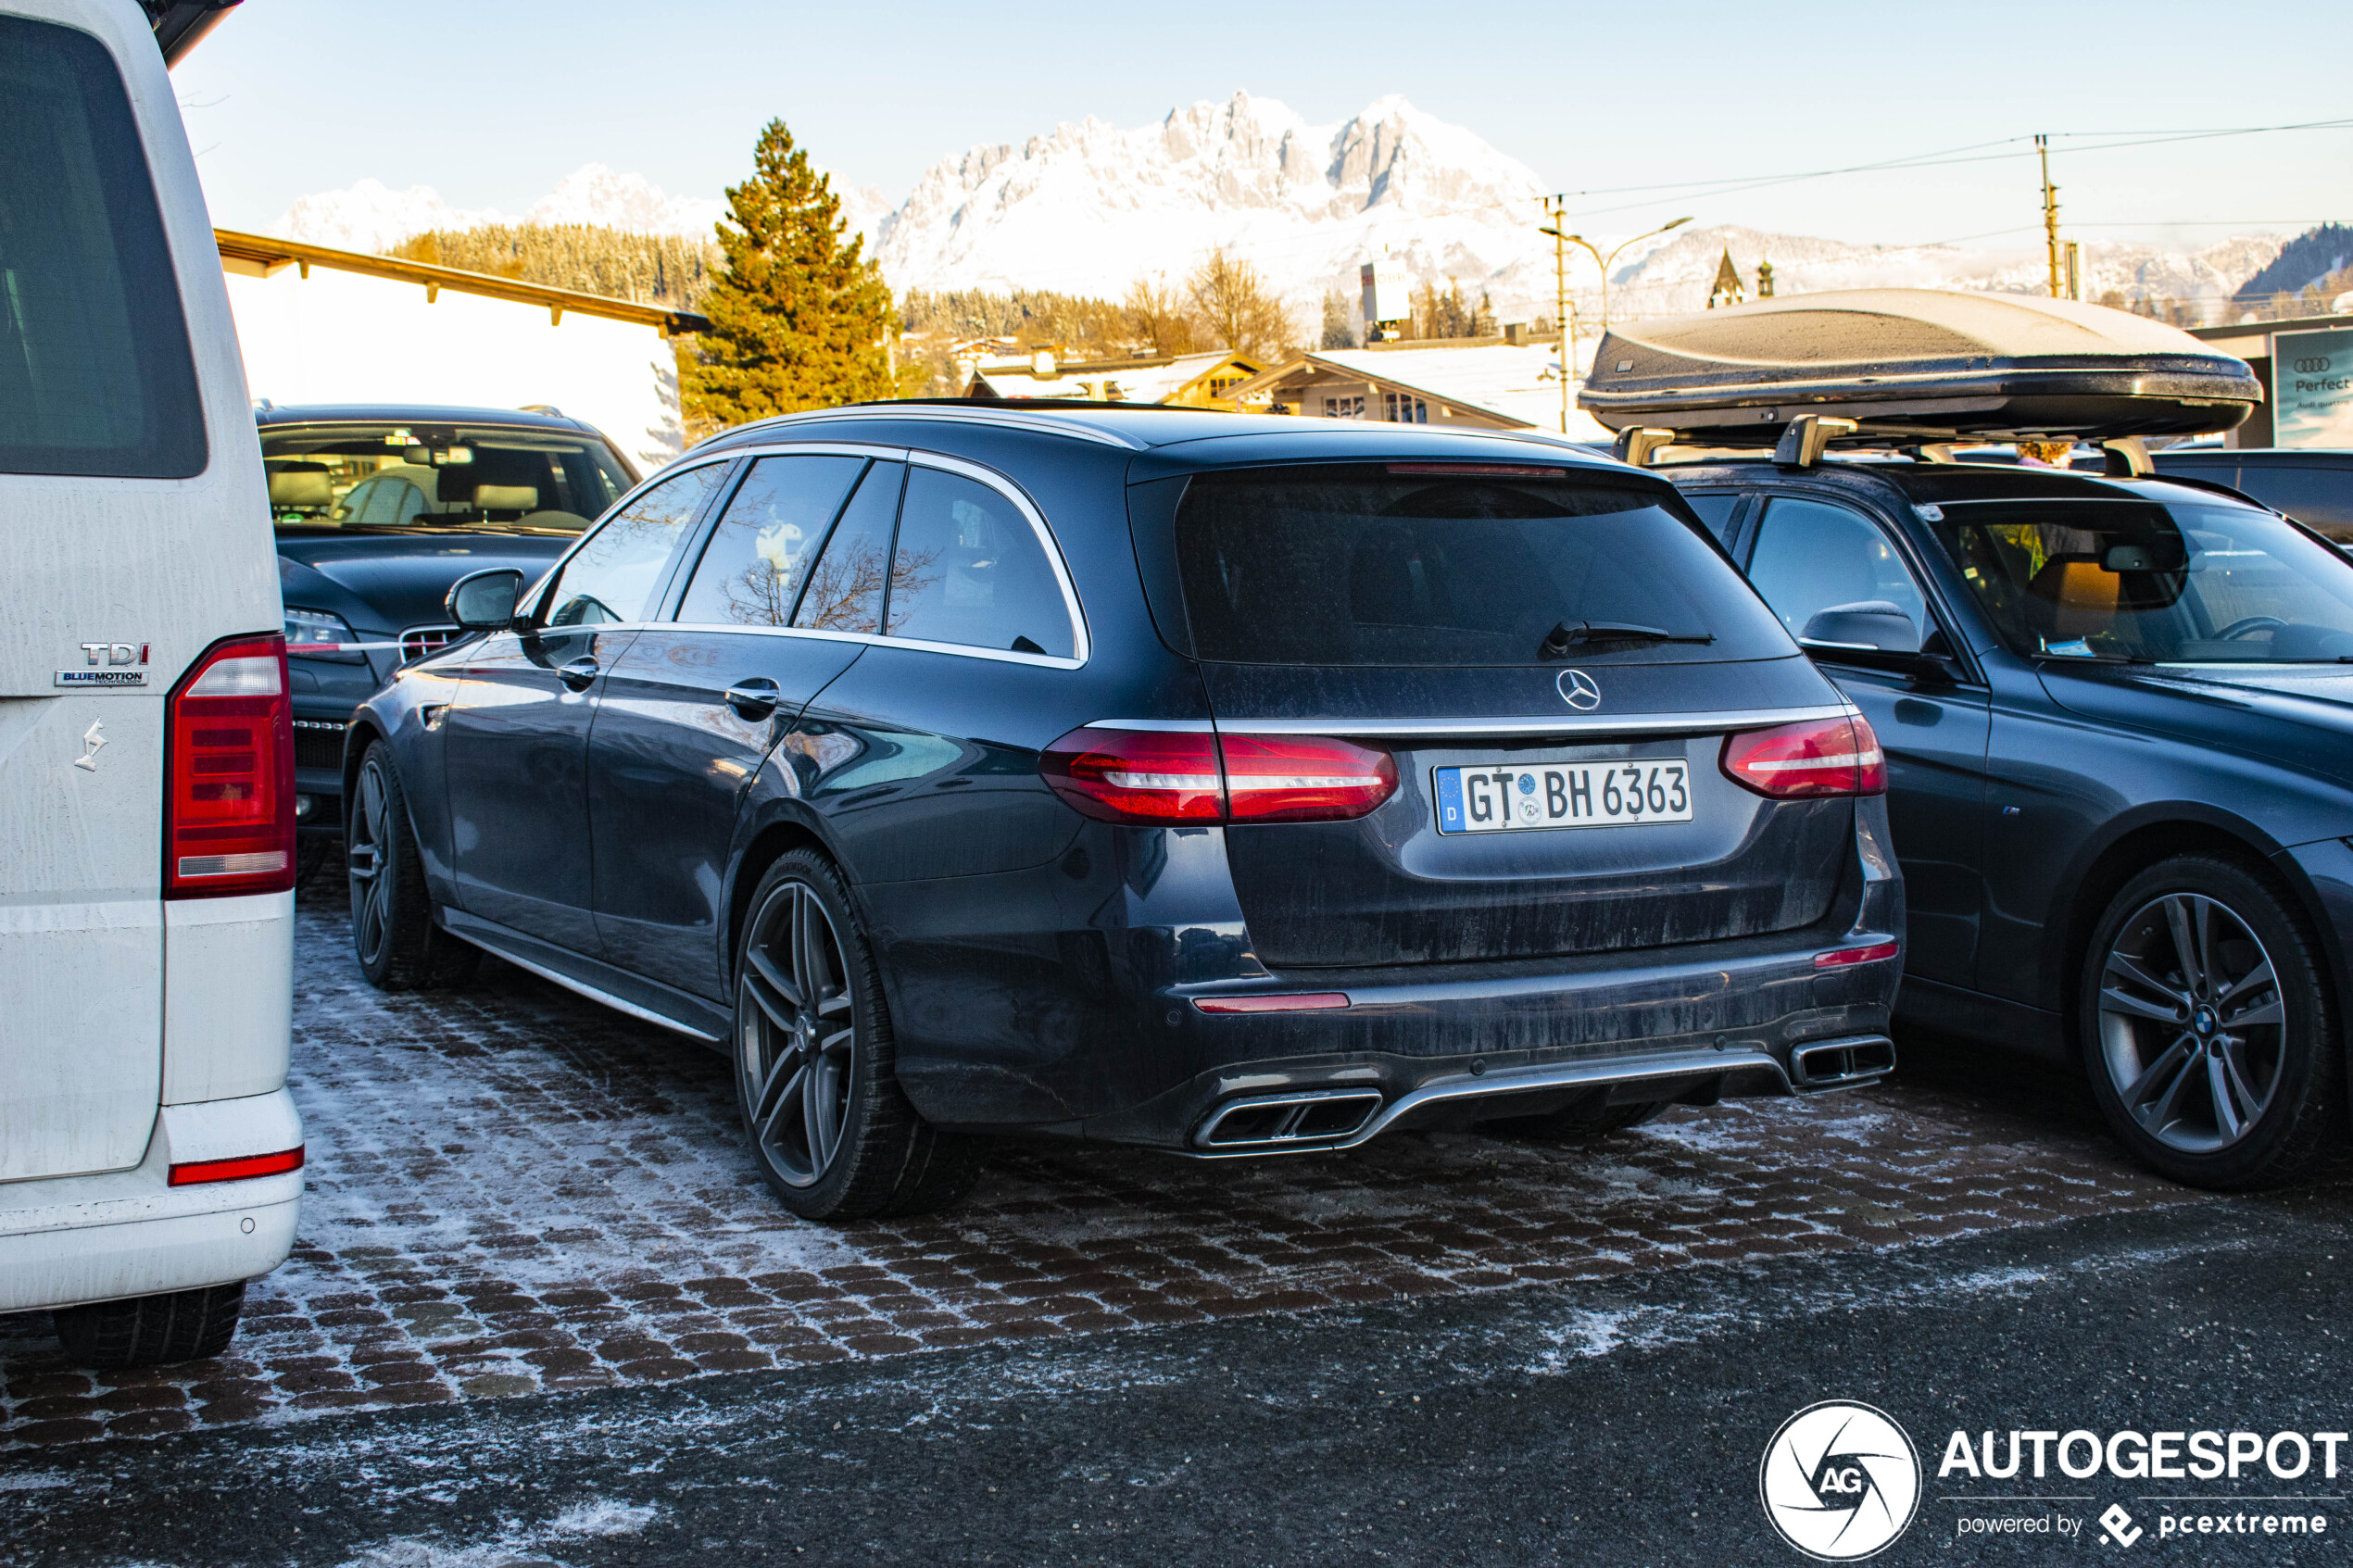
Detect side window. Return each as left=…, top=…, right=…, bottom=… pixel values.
left=1680, top=492, right=1741, bottom=543
left=543, top=462, right=728, bottom=627
left=792, top=461, right=905, bottom=634
left=1743, top=496, right=1930, bottom=645
left=886, top=468, right=1075, bottom=657
left=676, top=454, right=868, bottom=627
left=0, top=18, right=205, bottom=478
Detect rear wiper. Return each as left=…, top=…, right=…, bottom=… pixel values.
left=1540, top=620, right=1715, bottom=659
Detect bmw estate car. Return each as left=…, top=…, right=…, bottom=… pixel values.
left=262, top=403, right=639, bottom=845
left=342, top=403, right=1905, bottom=1219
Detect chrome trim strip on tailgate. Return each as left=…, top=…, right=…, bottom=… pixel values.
left=1206, top=704, right=1856, bottom=738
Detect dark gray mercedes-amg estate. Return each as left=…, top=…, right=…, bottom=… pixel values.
left=343, top=403, right=1904, bottom=1218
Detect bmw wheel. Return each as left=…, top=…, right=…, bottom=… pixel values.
left=732, top=849, right=979, bottom=1221
left=2081, top=856, right=2341, bottom=1189
left=346, top=745, right=480, bottom=991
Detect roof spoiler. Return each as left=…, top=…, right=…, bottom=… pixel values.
left=145, top=0, right=240, bottom=68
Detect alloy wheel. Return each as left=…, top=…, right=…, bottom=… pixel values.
left=738, top=879, right=857, bottom=1186
left=346, top=760, right=393, bottom=967
left=2095, top=892, right=2285, bottom=1154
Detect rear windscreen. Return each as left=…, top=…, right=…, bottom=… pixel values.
left=1166, top=465, right=1793, bottom=666
left=0, top=17, right=205, bottom=478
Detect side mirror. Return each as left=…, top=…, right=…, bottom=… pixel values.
left=447, top=568, right=524, bottom=632
left=1798, top=601, right=1922, bottom=655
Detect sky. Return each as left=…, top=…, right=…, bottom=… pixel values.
left=175, top=0, right=2353, bottom=254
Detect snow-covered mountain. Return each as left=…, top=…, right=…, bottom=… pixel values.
left=270, top=163, right=724, bottom=249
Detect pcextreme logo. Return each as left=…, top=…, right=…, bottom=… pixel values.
left=1760, top=1401, right=1922, bottom=1561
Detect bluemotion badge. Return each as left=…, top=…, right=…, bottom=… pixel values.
left=1759, top=1400, right=1920, bottom=1561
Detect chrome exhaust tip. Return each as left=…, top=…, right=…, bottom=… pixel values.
left=1193, top=1089, right=1385, bottom=1151
left=1790, top=1035, right=1896, bottom=1089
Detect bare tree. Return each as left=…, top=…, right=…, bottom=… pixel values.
left=1184, top=249, right=1295, bottom=360
left=1123, top=275, right=1202, bottom=356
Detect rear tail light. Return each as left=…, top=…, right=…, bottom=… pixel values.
left=1039, top=727, right=1398, bottom=825
left=1220, top=734, right=1397, bottom=822
left=1720, top=714, right=1886, bottom=799
left=1040, top=728, right=1225, bottom=822
left=165, top=633, right=296, bottom=898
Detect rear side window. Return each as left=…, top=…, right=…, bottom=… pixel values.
left=2227, top=464, right=2353, bottom=541
left=1166, top=465, right=1792, bottom=665
left=793, top=461, right=904, bottom=634
left=886, top=468, right=1074, bottom=657
left=677, top=454, right=867, bottom=627
left=0, top=18, right=204, bottom=478
left=543, top=461, right=726, bottom=626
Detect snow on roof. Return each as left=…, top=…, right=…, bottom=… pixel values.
left=1251, top=343, right=1613, bottom=438
left=972, top=350, right=1247, bottom=404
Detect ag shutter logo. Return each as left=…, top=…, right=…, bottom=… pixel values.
left=1760, top=1401, right=1922, bottom=1561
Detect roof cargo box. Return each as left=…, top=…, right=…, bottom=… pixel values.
left=1578, top=289, right=2260, bottom=444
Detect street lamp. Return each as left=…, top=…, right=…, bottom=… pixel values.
left=1539, top=215, right=1693, bottom=332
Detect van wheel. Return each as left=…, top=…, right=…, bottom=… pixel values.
left=347, top=745, right=480, bottom=991
left=731, top=850, right=980, bottom=1221
left=53, top=1283, right=245, bottom=1368
left=2081, top=856, right=2342, bottom=1189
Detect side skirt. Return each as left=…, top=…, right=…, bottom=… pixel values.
left=437, top=907, right=732, bottom=1048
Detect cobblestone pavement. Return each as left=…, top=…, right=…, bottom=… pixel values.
left=0, top=884, right=2201, bottom=1451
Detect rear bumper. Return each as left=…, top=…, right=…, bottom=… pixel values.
left=0, top=1089, right=302, bottom=1314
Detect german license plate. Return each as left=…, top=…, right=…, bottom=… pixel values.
left=1434, top=760, right=1693, bottom=834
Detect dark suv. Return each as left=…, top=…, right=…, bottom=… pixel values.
left=1664, top=456, right=2353, bottom=1188
left=262, top=404, right=639, bottom=844
left=343, top=403, right=1904, bottom=1219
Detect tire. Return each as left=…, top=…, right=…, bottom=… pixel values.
left=2080, top=855, right=2343, bottom=1190
left=53, top=1283, right=245, bottom=1369
left=731, top=850, right=980, bottom=1221
left=346, top=744, right=481, bottom=991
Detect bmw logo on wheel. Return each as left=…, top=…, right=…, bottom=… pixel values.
left=1758, top=1400, right=1920, bottom=1561
left=1557, top=668, right=1602, bottom=710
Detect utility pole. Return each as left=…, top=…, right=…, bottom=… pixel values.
left=1546, top=198, right=1571, bottom=433
left=2037, top=133, right=2063, bottom=300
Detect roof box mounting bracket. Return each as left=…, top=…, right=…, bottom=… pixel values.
left=1774, top=415, right=1857, bottom=469
left=2101, top=436, right=2153, bottom=478
left=1613, top=427, right=1678, bottom=468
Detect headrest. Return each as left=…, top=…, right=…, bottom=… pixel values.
left=474, top=484, right=540, bottom=512
left=268, top=464, right=332, bottom=508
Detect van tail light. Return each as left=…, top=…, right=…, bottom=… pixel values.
left=165, top=633, right=296, bottom=898
left=1040, top=727, right=1225, bottom=822
left=169, top=1146, right=305, bottom=1186
left=1039, top=727, right=1398, bottom=825
left=1720, top=714, right=1887, bottom=799
left=1220, top=734, right=1396, bottom=822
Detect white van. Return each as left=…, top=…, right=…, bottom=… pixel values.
left=1, top=0, right=299, bottom=1364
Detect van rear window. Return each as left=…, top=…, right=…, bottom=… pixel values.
left=1165, top=465, right=1791, bottom=666
left=0, top=18, right=205, bottom=478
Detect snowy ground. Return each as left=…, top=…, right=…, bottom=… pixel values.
left=1, top=883, right=2198, bottom=1450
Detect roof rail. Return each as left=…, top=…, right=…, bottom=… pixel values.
left=1775, top=416, right=1858, bottom=469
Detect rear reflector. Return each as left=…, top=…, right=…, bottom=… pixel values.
left=165, top=633, right=296, bottom=898
left=1815, top=941, right=1902, bottom=968
left=168, top=1146, right=305, bottom=1186
left=1040, top=727, right=1396, bottom=825
left=1192, top=992, right=1352, bottom=1014
left=1720, top=714, right=1887, bottom=799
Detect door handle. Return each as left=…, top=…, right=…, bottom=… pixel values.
left=558, top=658, right=599, bottom=692
left=724, top=678, right=782, bottom=719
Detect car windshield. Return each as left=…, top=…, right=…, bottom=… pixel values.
left=1168, top=464, right=1791, bottom=666
left=1936, top=498, right=2353, bottom=662
left=260, top=420, right=634, bottom=533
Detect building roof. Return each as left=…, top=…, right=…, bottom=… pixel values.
left=1228, top=343, right=1605, bottom=434
left=214, top=230, right=711, bottom=336
left=966, top=350, right=1256, bottom=404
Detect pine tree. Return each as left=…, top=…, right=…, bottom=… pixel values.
left=684, top=119, right=896, bottom=428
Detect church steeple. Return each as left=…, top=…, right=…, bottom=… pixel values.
left=1708, top=248, right=1746, bottom=309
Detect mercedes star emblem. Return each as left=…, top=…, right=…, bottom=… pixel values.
left=1557, top=669, right=1602, bottom=710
